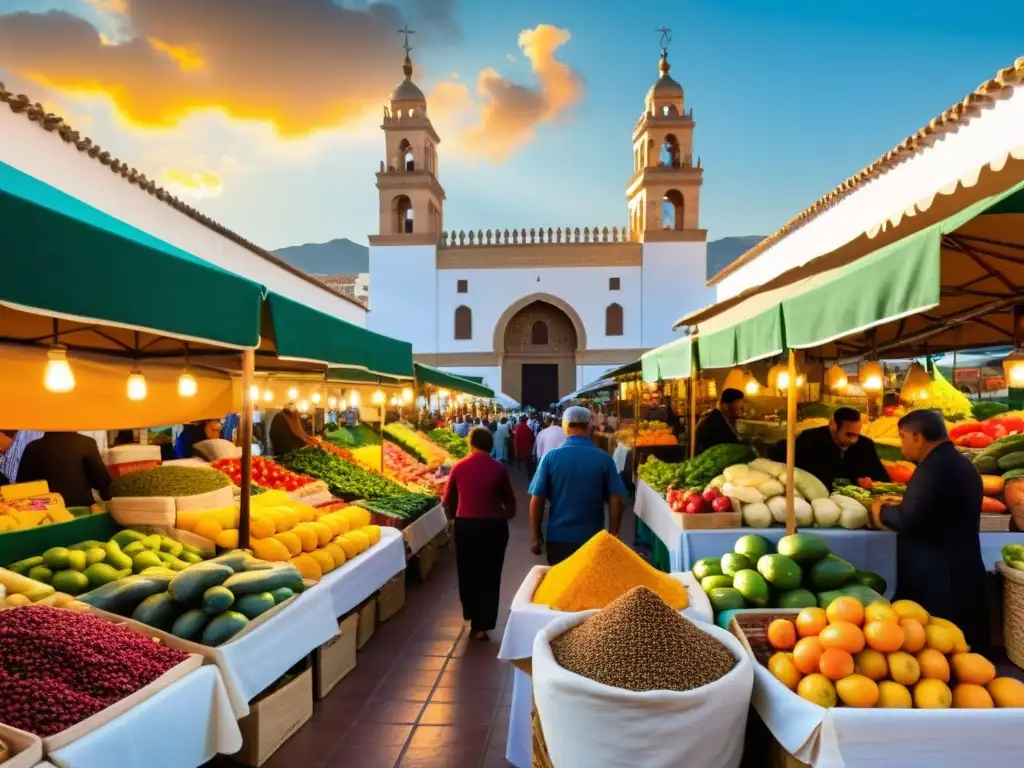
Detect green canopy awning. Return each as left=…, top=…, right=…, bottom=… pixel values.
left=414, top=363, right=494, bottom=398
left=266, top=292, right=413, bottom=377
left=604, top=359, right=642, bottom=380
left=641, top=336, right=694, bottom=382
left=460, top=375, right=485, bottom=384
left=326, top=368, right=403, bottom=386
left=0, top=159, right=263, bottom=348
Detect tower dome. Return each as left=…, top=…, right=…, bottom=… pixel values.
left=647, top=51, right=683, bottom=100
left=391, top=55, right=426, bottom=103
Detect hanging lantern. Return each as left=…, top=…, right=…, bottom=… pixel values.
left=263, top=389, right=274, bottom=403
left=348, top=389, right=360, bottom=408
left=722, top=367, right=746, bottom=392
left=900, top=362, right=932, bottom=402
left=44, top=345, right=76, bottom=393
left=287, top=386, right=299, bottom=401
left=372, top=389, right=386, bottom=405
left=179, top=370, right=198, bottom=398
left=766, top=363, right=786, bottom=390
left=743, top=373, right=761, bottom=396
left=311, top=392, right=321, bottom=405
left=127, top=367, right=148, bottom=401
left=402, top=387, right=414, bottom=404
left=249, top=384, right=260, bottom=401
left=327, top=396, right=338, bottom=409
left=1003, top=349, right=1024, bottom=388
left=827, top=363, right=848, bottom=392
left=859, top=361, right=884, bottom=392
left=298, top=400, right=309, bottom=413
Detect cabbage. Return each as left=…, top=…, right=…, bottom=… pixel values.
left=742, top=502, right=773, bottom=528
left=811, top=497, right=841, bottom=527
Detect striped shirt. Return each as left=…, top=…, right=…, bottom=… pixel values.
left=0, top=431, right=43, bottom=483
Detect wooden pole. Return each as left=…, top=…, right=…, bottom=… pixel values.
left=378, top=378, right=386, bottom=474
left=689, top=369, right=699, bottom=459
left=631, top=374, right=641, bottom=480
left=238, top=348, right=255, bottom=550
left=785, top=349, right=798, bottom=536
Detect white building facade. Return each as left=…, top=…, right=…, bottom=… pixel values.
left=368, top=48, right=714, bottom=408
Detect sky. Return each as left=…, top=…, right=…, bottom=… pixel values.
left=0, top=0, right=1021, bottom=251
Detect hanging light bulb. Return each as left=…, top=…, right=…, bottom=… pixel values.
left=178, top=370, right=198, bottom=398
left=287, top=386, right=299, bottom=401
left=402, top=387, right=413, bottom=404
left=859, top=361, right=884, bottom=392
left=263, top=389, right=274, bottom=403
left=311, top=391, right=321, bottom=405
left=249, top=384, right=260, bottom=401
left=900, top=362, right=932, bottom=403
left=722, top=367, right=746, bottom=392
left=298, top=400, right=309, bottom=413
left=767, top=363, right=786, bottom=390
left=438, top=389, right=450, bottom=399
left=1002, top=349, right=1024, bottom=387
left=127, top=367, right=148, bottom=401
left=827, top=363, right=848, bottom=391
left=327, top=396, right=338, bottom=409
left=348, top=389, right=360, bottom=408
left=372, top=389, right=386, bottom=405
left=44, top=345, right=76, bottom=393
left=743, top=373, right=761, bottom=396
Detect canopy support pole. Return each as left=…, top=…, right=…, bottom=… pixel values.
left=631, top=375, right=641, bottom=480
left=238, top=348, right=255, bottom=550
left=785, top=349, right=798, bottom=536
left=379, top=378, right=386, bottom=474
left=689, top=367, right=699, bottom=459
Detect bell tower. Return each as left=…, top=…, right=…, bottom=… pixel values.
left=370, top=26, right=446, bottom=244
left=625, top=29, right=705, bottom=242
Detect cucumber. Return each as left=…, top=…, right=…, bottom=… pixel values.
left=104, top=541, right=133, bottom=571
left=68, top=540, right=107, bottom=552
left=8, top=556, right=44, bottom=575
left=168, top=562, right=234, bottom=605
left=159, top=537, right=184, bottom=557
left=208, top=551, right=251, bottom=573
left=171, top=608, right=210, bottom=641
left=852, top=569, right=887, bottom=595
left=155, top=551, right=189, bottom=571
left=122, top=541, right=146, bottom=557
left=131, top=591, right=181, bottom=630
left=998, top=451, right=1024, bottom=471
left=234, top=592, right=276, bottom=619
left=973, top=455, right=999, bottom=474
left=223, top=563, right=303, bottom=596
left=268, top=587, right=294, bottom=605
left=203, top=585, right=235, bottom=613
left=78, top=573, right=174, bottom=614
left=201, top=611, right=249, bottom=646
left=1002, top=468, right=1024, bottom=481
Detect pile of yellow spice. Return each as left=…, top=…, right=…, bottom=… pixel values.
left=532, top=531, right=690, bottom=612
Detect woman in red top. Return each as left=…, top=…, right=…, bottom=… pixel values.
left=443, top=427, right=516, bottom=639
left=512, top=415, right=534, bottom=472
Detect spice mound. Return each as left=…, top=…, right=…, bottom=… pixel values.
left=109, top=465, right=231, bottom=498
left=533, top=531, right=689, bottom=612
left=551, top=586, right=735, bottom=693
left=0, top=605, right=190, bottom=736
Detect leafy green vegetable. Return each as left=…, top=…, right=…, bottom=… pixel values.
left=356, top=493, right=438, bottom=521
left=427, top=429, right=469, bottom=459
left=279, top=446, right=407, bottom=500
left=637, top=456, right=688, bottom=494
left=110, top=466, right=231, bottom=497
left=383, top=423, right=432, bottom=464
left=685, top=443, right=756, bottom=490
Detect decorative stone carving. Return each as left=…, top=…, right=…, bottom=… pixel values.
left=503, top=301, right=578, bottom=354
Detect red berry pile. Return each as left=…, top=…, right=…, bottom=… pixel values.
left=0, top=606, right=190, bottom=736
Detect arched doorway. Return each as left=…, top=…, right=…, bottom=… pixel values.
left=498, top=299, right=580, bottom=409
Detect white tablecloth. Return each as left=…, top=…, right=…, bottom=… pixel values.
left=320, top=526, right=407, bottom=618
left=402, top=504, right=448, bottom=555
left=47, top=666, right=242, bottom=768
left=634, top=480, right=687, bottom=571
left=980, top=532, right=1024, bottom=571
left=613, top=443, right=630, bottom=474
left=498, top=565, right=713, bottom=768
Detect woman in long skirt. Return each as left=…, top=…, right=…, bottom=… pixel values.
left=443, top=427, right=516, bottom=640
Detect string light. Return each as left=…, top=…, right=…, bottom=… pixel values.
left=263, top=389, right=274, bottom=403
left=311, top=392, right=321, bottom=405
left=372, top=389, right=386, bottom=405
left=401, top=387, right=413, bottom=404
left=127, top=367, right=148, bottom=401
left=348, top=389, right=360, bottom=407
left=44, top=345, right=75, bottom=393
left=178, top=371, right=198, bottom=398
left=287, top=387, right=299, bottom=401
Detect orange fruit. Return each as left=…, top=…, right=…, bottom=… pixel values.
left=887, top=651, right=921, bottom=686
left=924, top=624, right=956, bottom=654
left=987, top=677, right=1024, bottom=707
left=853, top=648, right=888, bottom=681
left=797, top=673, right=837, bottom=708
left=863, top=620, right=904, bottom=653
left=916, top=648, right=950, bottom=682
left=818, top=648, right=855, bottom=681
left=952, top=683, right=994, bottom=709
left=767, top=619, right=798, bottom=651
left=949, top=653, right=995, bottom=686
left=768, top=651, right=802, bottom=691
left=793, top=636, right=826, bottom=675
left=899, top=619, right=927, bottom=653
left=795, top=607, right=828, bottom=638
left=876, top=680, right=913, bottom=708
left=826, top=596, right=865, bottom=627
left=864, top=601, right=898, bottom=623
left=892, top=599, right=929, bottom=625
left=818, top=621, right=865, bottom=654
left=913, top=678, right=952, bottom=709
left=835, top=674, right=880, bottom=708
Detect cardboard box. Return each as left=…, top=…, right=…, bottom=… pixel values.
left=235, top=667, right=314, bottom=767
left=377, top=572, right=406, bottom=623
left=356, top=597, right=377, bottom=650
left=314, top=614, right=358, bottom=699
left=416, top=540, right=439, bottom=580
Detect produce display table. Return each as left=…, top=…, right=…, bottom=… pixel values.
left=319, top=526, right=406, bottom=618
left=46, top=666, right=241, bottom=768
left=402, top=503, right=448, bottom=556
left=498, top=565, right=712, bottom=768
left=634, top=480, right=687, bottom=572
left=980, top=532, right=1024, bottom=571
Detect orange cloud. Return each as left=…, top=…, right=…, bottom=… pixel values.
left=160, top=166, right=223, bottom=199
left=430, top=24, right=583, bottom=162
left=0, top=1, right=461, bottom=137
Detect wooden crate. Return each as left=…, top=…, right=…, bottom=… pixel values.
left=313, top=614, right=358, bottom=700
left=356, top=597, right=377, bottom=650
left=678, top=510, right=743, bottom=529
left=981, top=513, right=1011, bottom=532
left=236, top=667, right=313, bottom=767
left=377, top=572, right=407, bottom=622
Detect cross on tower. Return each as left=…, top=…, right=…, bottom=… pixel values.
left=397, top=25, right=416, bottom=56
left=656, top=26, right=672, bottom=53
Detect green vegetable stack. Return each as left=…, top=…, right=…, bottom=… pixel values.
left=356, top=493, right=439, bottom=523
left=637, top=457, right=688, bottom=494
left=972, top=434, right=1024, bottom=476
left=427, top=429, right=469, bottom=459
left=6, top=528, right=211, bottom=598
left=280, top=446, right=408, bottom=500
left=693, top=532, right=889, bottom=629
left=109, top=466, right=231, bottom=497
left=1003, top=544, right=1024, bottom=571
left=77, top=550, right=305, bottom=646
left=637, top=443, right=756, bottom=495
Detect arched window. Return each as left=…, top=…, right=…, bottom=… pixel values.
left=662, top=189, right=684, bottom=231
left=606, top=303, right=624, bottom=337
left=659, top=134, right=681, bottom=168
left=454, top=306, right=472, bottom=340
left=399, top=139, right=415, bottom=171
left=531, top=321, right=549, bottom=345
left=393, top=195, right=413, bottom=234
left=662, top=104, right=679, bottom=117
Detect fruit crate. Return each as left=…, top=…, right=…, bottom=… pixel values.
left=0, top=512, right=118, bottom=565
left=726, top=608, right=800, bottom=666
left=676, top=510, right=742, bottom=529
left=980, top=513, right=1011, bottom=532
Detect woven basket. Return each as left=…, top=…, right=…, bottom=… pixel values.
left=532, top=709, right=554, bottom=768
left=997, top=560, right=1024, bottom=669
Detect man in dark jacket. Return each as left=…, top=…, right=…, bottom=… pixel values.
left=693, top=389, right=744, bottom=454
left=17, top=432, right=112, bottom=507
left=871, top=410, right=989, bottom=651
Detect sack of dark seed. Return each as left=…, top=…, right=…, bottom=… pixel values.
left=531, top=586, right=754, bottom=768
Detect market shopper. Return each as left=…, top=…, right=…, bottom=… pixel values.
left=493, top=416, right=511, bottom=464
left=529, top=406, right=627, bottom=565
left=175, top=419, right=222, bottom=459
left=693, top=388, right=744, bottom=454
left=771, top=407, right=888, bottom=491
left=0, top=430, right=42, bottom=486
left=534, top=416, right=566, bottom=462
left=513, top=415, right=533, bottom=471
left=17, top=432, right=112, bottom=507
left=443, top=427, right=516, bottom=640
left=453, top=416, right=470, bottom=438
left=870, top=409, right=990, bottom=651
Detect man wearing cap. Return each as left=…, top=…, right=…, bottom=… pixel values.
left=528, top=406, right=627, bottom=565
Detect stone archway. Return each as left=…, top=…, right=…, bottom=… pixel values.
left=496, top=297, right=580, bottom=408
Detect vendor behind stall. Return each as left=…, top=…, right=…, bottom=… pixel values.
left=870, top=409, right=989, bottom=651
left=770, top=407, right=887, bottom=491
left=17, top=432, right=111, bottom=507
left=174, top=419, right=222, bottom=459
left=269, top=406, right=316, bottom=456
left=693, top=389, right=744, bottom=454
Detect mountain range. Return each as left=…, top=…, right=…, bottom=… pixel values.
left=273, top=235, right=764, bottom=281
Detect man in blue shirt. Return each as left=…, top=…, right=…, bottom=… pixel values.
left=528, top=406, right=627, bottom=565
